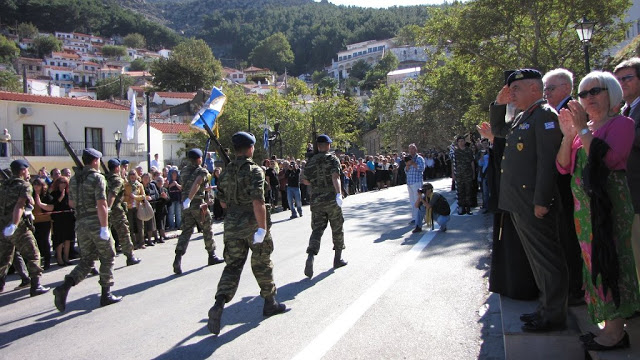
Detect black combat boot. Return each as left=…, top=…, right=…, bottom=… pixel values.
left=263, top=295, right=287, bottom=317
left=334, top=249, right=348, bottom=269
left=207, top=295, right=225, bottom=335
left=208, top=251, right=224, bottom=265
left=173, top=253, right=182, bottom=274
left=304, top=253, right=314, bottom=278
left=100, top=286, right=122, bottom=307
left=126, top=254, right=141, bottom=266
left=53, top=276, right=75, bottom=312
left=0, top=276, right=5, bottom=293
left=29, top=277, right=50, bottom=297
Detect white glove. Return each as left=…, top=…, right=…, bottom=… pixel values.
left=336, top=194, right=343, bottom=207
left=3, top=223, right=16, bottom=237
left=99, top=227, right=110, bottom=240
left=253, top=228, right=267, bottom=244
left=182, top=198, right=191, bottom=209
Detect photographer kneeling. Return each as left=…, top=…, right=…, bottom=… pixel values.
left=413, top=183, right=451, bottom=233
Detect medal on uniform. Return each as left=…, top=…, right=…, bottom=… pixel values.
left=517, top=137, right=524, bottom=151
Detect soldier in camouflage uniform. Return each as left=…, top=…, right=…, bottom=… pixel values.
left=207, top=132, right=287, bottom=335
left=106, top=158, right=141, bottom=266
left=53, top=148, right=122, bottom=312
left=172, top=148, right=223, bottom=274
left=0, top=160, right=49, bottom=296
left=302, top=134, right=347, bottom=279
left=453, top=135, right=476, bottom=215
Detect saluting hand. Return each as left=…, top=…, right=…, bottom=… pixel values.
left=496, top=85, right=510, bottom=105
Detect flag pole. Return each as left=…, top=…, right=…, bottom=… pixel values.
left=146, top=91, right=151, bottom=172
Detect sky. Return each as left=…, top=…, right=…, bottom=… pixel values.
left=317, top=0, right=452, bottom=8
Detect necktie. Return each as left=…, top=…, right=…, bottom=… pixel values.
left=624, top=106, right=631, bottom=117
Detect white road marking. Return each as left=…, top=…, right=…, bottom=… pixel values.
left=291, top=228, right=438, bottom=360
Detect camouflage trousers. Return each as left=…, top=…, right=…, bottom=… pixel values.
left=216, top=224, right=276, bottom=302
left=175, top=205, right=215, bottom=255
left=0, top=223, right=42, bottom=278
left=110, top=209, right=134, bottom=257
left=67, top=218, right=116, bottom=287
left=307, top=200, right=345, bottom=255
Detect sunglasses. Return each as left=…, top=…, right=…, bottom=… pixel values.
left=577, top=87, right=608, bottom=99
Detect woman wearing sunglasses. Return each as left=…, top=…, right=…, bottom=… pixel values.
left=557, top=71, right=640, bottom=351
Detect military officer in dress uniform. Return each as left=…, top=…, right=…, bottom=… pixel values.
left=106, top=158, right=141, bottom=266
left=207, top=132, right=286, bottom=335
left=172, top=148, right=224, bottom=274
left=490, top=69, right=568, bottom=332
left=0, top=160, right=50, bottom=296
left=53, top=148, right=121, bottom=312
left=302, top=134, right=347, bottom=279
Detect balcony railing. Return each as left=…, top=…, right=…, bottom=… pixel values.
left=11, top=140, right=145, bottom=158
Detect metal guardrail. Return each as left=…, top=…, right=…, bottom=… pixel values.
left=11, top=140, right=144, bottom=158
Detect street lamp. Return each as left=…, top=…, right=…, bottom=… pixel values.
left=114, top=130, right=122, bottom=160
left=575, top=15, right=596, bottom=73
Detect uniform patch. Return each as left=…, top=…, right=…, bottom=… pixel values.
left=544, top=122, right=555, bottom=129
left=518, top=123, right=530, bottom=130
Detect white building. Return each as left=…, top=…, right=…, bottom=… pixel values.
left=152, top=92, right=197, bottom=107
left=328, top=39, right=394, bottom=80
left=0, top=91, right=155, bottom=171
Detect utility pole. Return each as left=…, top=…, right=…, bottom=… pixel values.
left=119, top=75, right=123, bottom=99
left=146, top=92, right=151, bottom=172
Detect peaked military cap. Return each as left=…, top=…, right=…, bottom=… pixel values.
left=10, top=160, right=29, bottom=171
left=187, top=148, right=203, bottom=159
left=120, top=159, right=130, bottom=165
left=507, top=69, right=542, bottom=87
left=83, top=148, right=102, bottom=159
left=317, top=134, right=332, bottom=143
left=232, top=131, right=256, bottom=147
left=107, top=158, right=120, bottom=170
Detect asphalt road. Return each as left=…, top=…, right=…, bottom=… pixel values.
left=0, top=177, right=504, bottom=360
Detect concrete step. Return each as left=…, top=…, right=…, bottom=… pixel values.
left=569, top=305, right=640, bottom=360
left=500, top=296, right=584, bottom=360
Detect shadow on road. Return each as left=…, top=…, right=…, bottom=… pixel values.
left=152, top=268, right=335, bottom=359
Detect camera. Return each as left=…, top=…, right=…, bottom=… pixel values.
left=404, top=155, right=412, bottom=162
left=418, top=188, right=425, bottom=194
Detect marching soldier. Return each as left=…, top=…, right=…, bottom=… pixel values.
left=106, top=158, right=141, bottom=266
left=302, top=134, right=347, bottom=279
left=207, top=132, right=286, bottom=335
left=172, top=148, right=223, bottom=274
left=53, top=148, right=122, bottom=312
left=0, top=160, right=50, bottom=296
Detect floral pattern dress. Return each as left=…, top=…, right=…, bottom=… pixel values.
left=571, top=148, right=640, bottom=323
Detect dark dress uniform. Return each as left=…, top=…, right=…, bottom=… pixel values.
left=491, top=98, right=568, bottom=329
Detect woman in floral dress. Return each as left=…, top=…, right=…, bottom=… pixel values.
left=556, top=71, right=640, bottom=350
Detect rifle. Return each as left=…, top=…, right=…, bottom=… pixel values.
left=54, top=122, right=108, bottom=173
left=198, top=114, right=231, bottom=165
left=201, top=138, right=212, bottom=220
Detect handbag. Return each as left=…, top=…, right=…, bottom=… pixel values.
left=137, top=199, right=155, bottom=221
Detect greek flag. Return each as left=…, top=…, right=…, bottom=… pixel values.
left=191, top=86, right=226, bottom=137
left=126, top=89, right=136, bottom=141
left=263, top=117, right=269, bottom=150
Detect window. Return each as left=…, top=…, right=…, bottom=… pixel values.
left=85, top=128, right=103, bottom=152
left=36, top=66, right=40, bottom=71
left=24, top=125, right=45, bottom=156
left=415, top=49, right=418, bottom=55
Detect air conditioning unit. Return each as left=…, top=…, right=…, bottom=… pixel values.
left=17, top=106, right=32, bottom=116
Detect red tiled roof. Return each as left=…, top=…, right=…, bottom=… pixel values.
left=124, top=71, right=152, bottom=77
left=51, top=52, right=80, bottom=59
left=0, top=92, right=129, bottom=111
left=150, top=122, right=195, bottom=134
left=17, top=57, right=43, bottom=63
left=154, top=92, right=196, bottom=99
left=244, top=66, right=267, bottom=72
left=45, top=66, right=73, bottom=71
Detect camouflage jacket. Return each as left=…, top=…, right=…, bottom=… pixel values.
left=0, top=176, right=32, bottom=227
left=218, top=156, right=265, bottom=210
left=302, top=151, right=341, bottom=204
left=180, top=164, right=210, bottom=206
left=106, top=172, right=127, bottom=213
left=70, top=167, right=107, bottom=219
